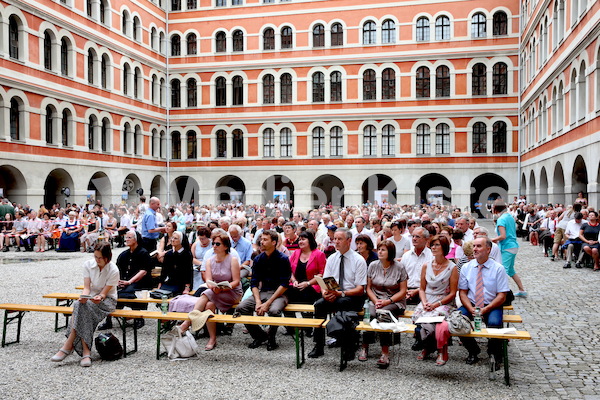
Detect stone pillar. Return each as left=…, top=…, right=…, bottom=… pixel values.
left=197, top=189, right=213, bottom=206
left=293, top=189, right=313, bottom=212
left=343, top=189, right=362, bottom=208
left=244, top=189, right=262, bottom=206
left=452, top=190, right=472, bottom=211
left=587, top=182, right=598, bottom=209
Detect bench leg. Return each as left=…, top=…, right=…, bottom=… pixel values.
left=2, top=310, right=26, bottom=347
left=156, top=320, right=162, bottom=360
left=339, top=345, right=347, bottom=372
left=294, top=327, right=306, bottom=369
left=503, top=339, right=510, bottom=386
left=54, top=299, right=73, bottom=332
left=115, top=318, right=138, bottom=357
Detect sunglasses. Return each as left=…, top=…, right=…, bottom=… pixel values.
left=213, top=242, right=222, bottom=247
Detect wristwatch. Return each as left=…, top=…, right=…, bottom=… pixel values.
left=340, top=291, right=346, bottom=297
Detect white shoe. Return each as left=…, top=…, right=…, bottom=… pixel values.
left=50, top=348, right=73, bottom=362
left=80, top=355, right=92, bottom=367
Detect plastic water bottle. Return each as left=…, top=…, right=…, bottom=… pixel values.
left=363, top=299, right=371, bottom=324
left=161, top=295, right=168, bottom=315
left=474, top=307, right=482, bottom=332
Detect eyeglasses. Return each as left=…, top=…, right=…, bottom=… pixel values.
left=412, top=235, right=423, bottom=239
left=213, top=242, right=222, bottom=247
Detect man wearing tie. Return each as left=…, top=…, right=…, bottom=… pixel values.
left=308, top=228, right=367, bottom=358
left=458, top=237, right=510, bottom=369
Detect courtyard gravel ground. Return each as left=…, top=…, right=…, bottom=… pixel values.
left=0, top=221, right=599, bottom=400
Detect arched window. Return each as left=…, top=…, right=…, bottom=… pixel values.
left=216, top=0, right=226, bottom=6
left=232, top=76, right=243, bottom=105
left=171, top=35, right=181, bottom=56
left=281, top=26, right=293, bottom=49
left=435, top=16, right=450, bottom=40
left=44, top=31, right=52, bottom=70
left=101, top=118, right=110, bottom=152
left=263, top=128, right=274, bottom=157
left=60, top=38, right=69, bottom=76
left=232, top=30, right=243, bottom=52
left=312, top=72, right=325, bottom=102
left=331, top=23, right=343, bottom=46
left=151, top=129, right=158, bottom=157
left=435, top=123, right=450, bottom=154
left=363, top=21, right=376, bottom=44
left=122, top=11, right=129, bottom=35
left=123, top=63, right=131, bottom=95
left=88, top=116, right=97, bottom=150
left=382, top=19, right=396, bottom=44
left=9, top=16, right=20, bottom=60
left=471, top=13, right=487, bottom=38
left=216, top=130, right=227, bottom=157
left=436, top=66, right=450, bottom=97
left=551, top=87, right=558, bottom=134
left=122, top=123, right=130, bottom=153
left=187, top=0, right=197, bottom=9
left=62, top=109, right=71, bottom=146
left=363, top=69, right=376, bottom=100
left=382, top=124, right=395, bottom=156
left=45, top=105, right=56, bottom=144
left=493, top=11, right=508, bottom=35
left=313, top=24, right=324, bottom=47
left=215, top=31, right=226, bottom=53
left=87, top=0, right=93, bottom=17
left=187, top=78, right=197, bottom=107
left=151, top=27, right=158, bottom=50
left=472, top=122, right=487, bottom=153
left=263, top=28, right=275, bottom=50
left=151, top=75, right=158, bottom=103
left=416, top=66, right=430, bottom=98
left=171, top=131, right=181, bottom=159
left=172, top=0, right=181, bottom=11
left=472, top=63, right=487, bottom=95
left=493, top=121, right=507, bottom=153
left=416, top=17, right=430, bottom=41
left=382, top=68, right=395, bottom=100
left=187, top=33, right=197, bottom=55
left=187, top=131, right=197, bottom=159
left=570, top=70, right=577, bottom=124
left=577, top=62, right=586, bottom=121
left=330, top=71, right=342, bottom=102
left=171, top=79, right=181, bottom=107
left=281, top=73, right=292, bottom=103
left=160, top=31, right=166, bottom=54
left=493, top=62, right=508, bottom=94
left=363, top=125, right=377, bottom=156
left=263, top=74, right=274, bottom=104
left=280, top=127, right=292, bottom=157
left=100, top=0, right=107, bottom=24
left=330, top=126, right=343, bottom=156
left=132, top=16, right=141, bottom=41
left=416, top=124, right=430, bottom=155
left=134, top=125, right=141, bottom=155
left=216, top=76, right=226, bottom=106
left=133, top=67, right=141, bottom=99
left=557, top=82, right=564, bottom=130
left=312, top=127, right=325, bottom=157
left=232, top=129, right=243, bottom=157
left=87, top=49, right=96, bottom=84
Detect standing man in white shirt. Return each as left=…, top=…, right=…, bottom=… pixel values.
left=350, top=217, right=376, bottom=251
left=399, top=227, right=433, bottom=305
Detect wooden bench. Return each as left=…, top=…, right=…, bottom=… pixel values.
left=351, top=321, right=531, bottom=385
left=0, top=303, right=144, bottom=357
left=0, top=302, right=325, bottom=368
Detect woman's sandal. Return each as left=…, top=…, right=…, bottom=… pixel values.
left=376, top=354, right=390, bottom=369
left=416, top=350, right=428, bottom=361
left=205, top=342, right=217, bottom=351
left=50, top=348, right=73, bottom=362
left=80, top=355, right=92, bottom=367
left=358, top=348, right=368, bottom=362
left=436, top=353, right=447, bottom=366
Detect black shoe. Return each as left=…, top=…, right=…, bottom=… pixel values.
left=97, top=320, right=113, bottom=330
left=575, top=262, right=583, bottom=269
left=134, top=319, right=145, bottom=329
left=466, top=353, right=480, bottom=365
left=282, top=327, right=295, bottom=336
left=1, top=247, right=8, bottom=252
left=563, top=262, right=571, bottom=269
left=248, top=338, right=266, bottom=349
left=550, top=255, right=555, bottom=261
left=308, top=346, right=324, bottom=358
left=411, top=339, right=423, bottom=351
left=266, top=341, right=279, bottom=351
left=15, top=247, right=21, bottom=252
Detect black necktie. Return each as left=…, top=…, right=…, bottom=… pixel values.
left=339, top=254, right=345, bottom=291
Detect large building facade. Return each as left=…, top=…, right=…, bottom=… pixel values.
left=0, top=0, right=597, bottom=211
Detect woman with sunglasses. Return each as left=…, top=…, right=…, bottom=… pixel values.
left=177, top=232, right=242, bottom=350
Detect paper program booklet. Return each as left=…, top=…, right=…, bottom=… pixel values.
left=315, top=276, right=340, bottom=292
left=206, top=280, right=232, bottom=289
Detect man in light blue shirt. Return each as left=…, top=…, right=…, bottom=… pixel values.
left=141, top=197, right=165, bottom=252
left=229, top=224, right=253, bottom=278
left=458, top=237, right=510, bottom=368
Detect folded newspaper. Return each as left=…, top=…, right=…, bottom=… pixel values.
left=484, top=327, right=517, bottom=334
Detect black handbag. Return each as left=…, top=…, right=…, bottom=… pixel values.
left=150, top=288, right=174, bottom=299
left=95, top=333, right=123, bottom=361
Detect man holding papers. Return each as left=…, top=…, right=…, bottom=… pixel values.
left=309, top=228, right=367, bottom=359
